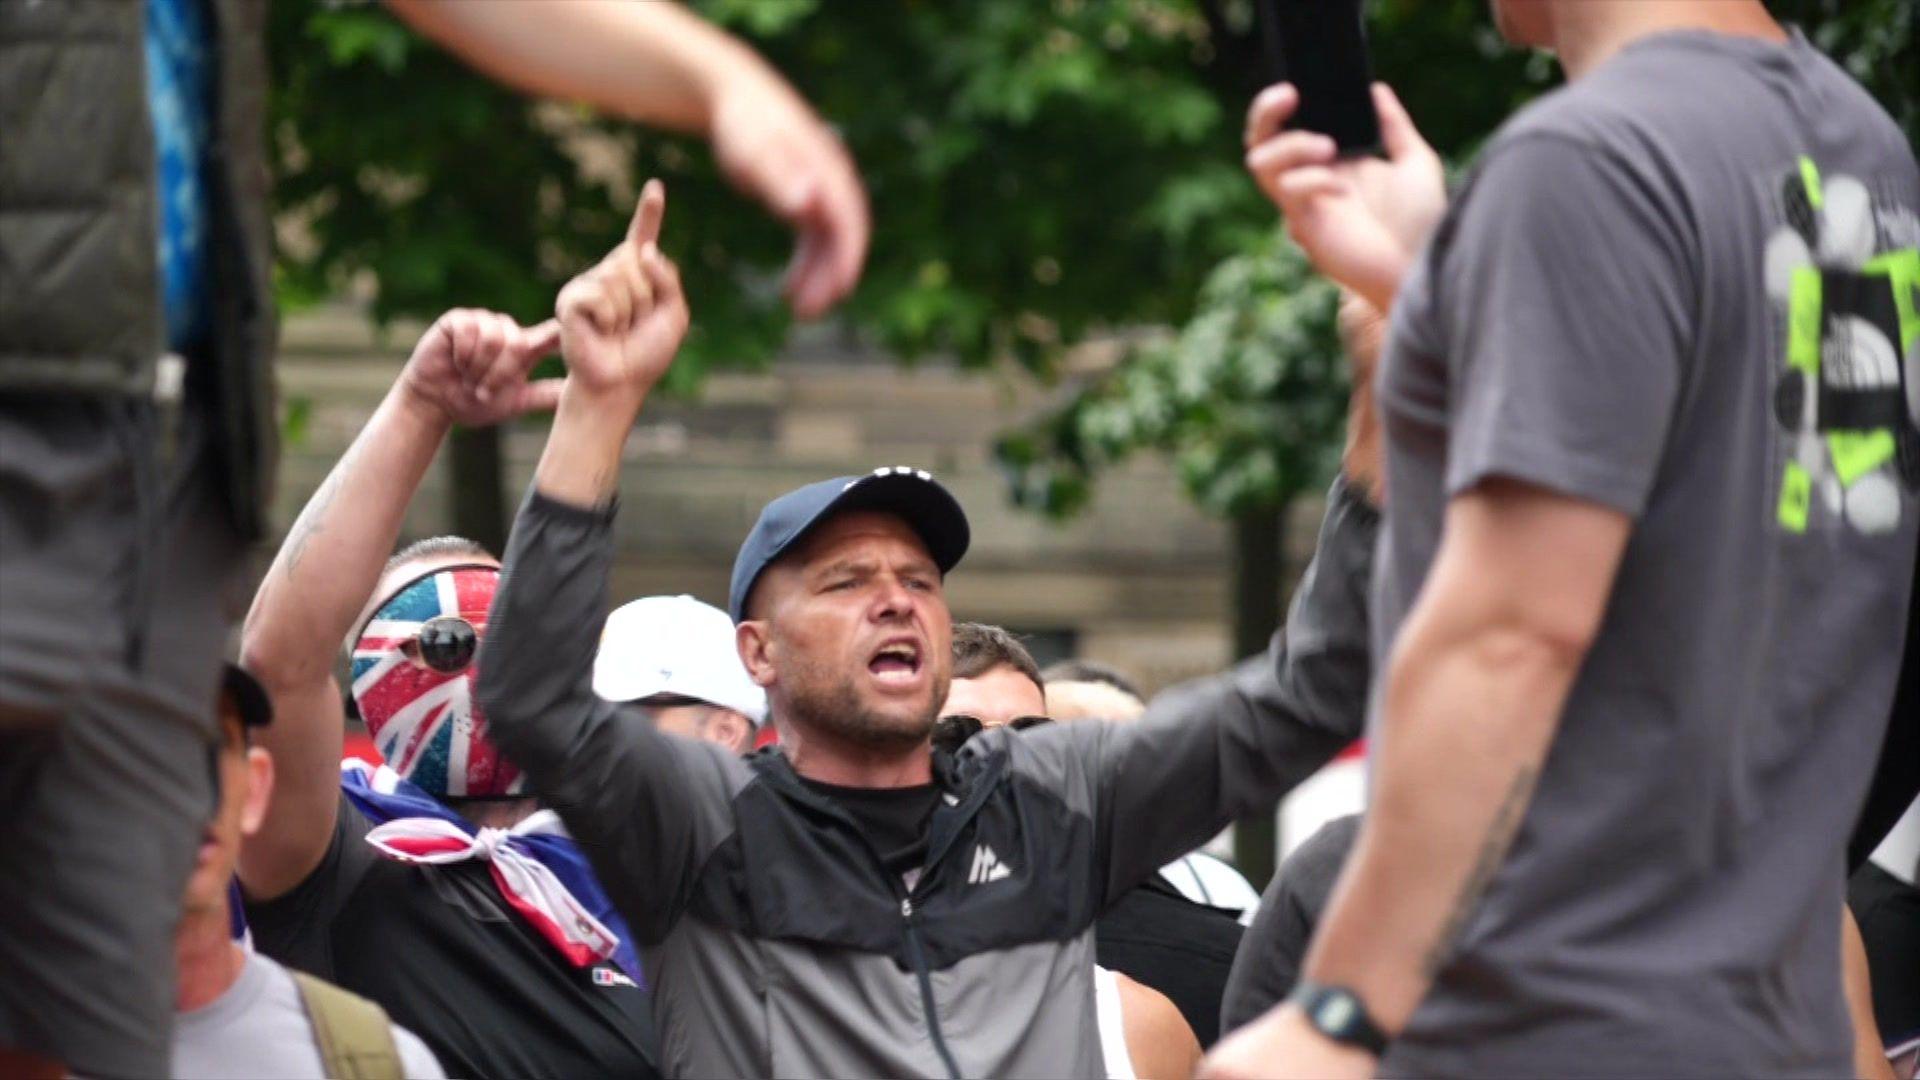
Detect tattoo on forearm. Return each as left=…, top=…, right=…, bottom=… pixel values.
left=1421, top=764, right=1539, bottom=978
left=282, top=439, right=360, bottom=574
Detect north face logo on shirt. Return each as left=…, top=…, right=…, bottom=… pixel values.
left=967, top=843, right=1012, bottom=884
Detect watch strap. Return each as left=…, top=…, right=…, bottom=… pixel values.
left=1289, top=981, right=1391, bottom=1056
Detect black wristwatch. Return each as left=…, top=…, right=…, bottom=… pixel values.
left=1289, top=981, right=1391, bottom=1056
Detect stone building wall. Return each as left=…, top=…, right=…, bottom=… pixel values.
left=270, top=306, right=1287, bottom=693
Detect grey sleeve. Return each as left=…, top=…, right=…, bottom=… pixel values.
left=1219, top=813, right=1362, bottom=1037
left=391, top=1023, right=447, bottom=1079
left=1030, top=475, right=1376, bottom=905
left=1437, top=134, right=1694, bottom=515
left=477, top=490, right=746, bottom=945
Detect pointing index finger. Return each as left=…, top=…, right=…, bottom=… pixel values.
left=517, top=318, right=561, bottom=358
left=628, top=179, right=667, bottom=247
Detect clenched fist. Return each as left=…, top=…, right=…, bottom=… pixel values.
left=400, top=308, right=563, bottom=427
left=555, top=179, right=689, bottom=400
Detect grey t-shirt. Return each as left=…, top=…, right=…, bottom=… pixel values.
left=1375, top=27, right=1920, bottom=1079
left=172, top=951, right=444, bottom=1079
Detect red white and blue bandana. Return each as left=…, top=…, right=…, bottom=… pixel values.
left=352, top=565, right=523, bottom=798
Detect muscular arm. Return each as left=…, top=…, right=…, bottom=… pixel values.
left=1303, top=481, right=1628, bottom=1037
left=239, top=313, right=557, bottom=900
left=238, top=385, right=448, bottom=897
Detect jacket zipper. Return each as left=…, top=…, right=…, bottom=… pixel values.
left=900, top=896, right=963, bottom=1080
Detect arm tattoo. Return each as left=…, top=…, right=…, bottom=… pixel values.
left=1420, top=764, right=1539, bottom=978
left=282, top=438, right=361, bottom=574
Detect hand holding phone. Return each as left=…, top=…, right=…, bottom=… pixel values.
left=1260, top=0, right=1381, bottom=156
left=1242, top=80, right=1446, bottom=312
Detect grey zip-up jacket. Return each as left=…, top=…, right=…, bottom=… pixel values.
left=477, top=479, right=1376, bottom=1079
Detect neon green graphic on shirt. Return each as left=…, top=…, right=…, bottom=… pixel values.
left=1798, top=155, right=1824, bottom=210
left=1778, top=461, right=1812, bottom=531
left=1865, top=247, right=1920, bottom=351
left=1786, top=266, right=1822, bottom=376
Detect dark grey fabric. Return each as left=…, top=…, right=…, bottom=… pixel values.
left=1219, top=813, right=1361, bottom=1038
left=477, top=476, right=1379, bottom=1078
left=0, top=400, right=247, bottom=1076
left=1850, top=861, right=1920, bottom=1056
left=1095, top=876, right=1244, bottom=1048
left=1374, top=28, right=1920, bottom=1078
left=0, top=0, right=279, bottom=538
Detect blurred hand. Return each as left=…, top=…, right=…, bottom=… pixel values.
left=1201, top=1004, right=1377, bottom=1080
left=400, top=309, right=563, bottom=426
left=555, top=179, right=690, bottom=399
left=1244, top=82, right=1445, bottom=310
left=708, top=67, right=869, bottom=320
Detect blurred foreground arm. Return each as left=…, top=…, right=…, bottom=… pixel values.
left=385, top=0, right=867, bottom=318
left=1204, top=481, right=1629, bottom=1078
left=239, top=310, right=559, bottom=899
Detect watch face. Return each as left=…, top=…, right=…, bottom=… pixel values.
left=1316, top=994, right=1357, bottom=1032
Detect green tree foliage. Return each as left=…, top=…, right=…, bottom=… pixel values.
left=271, top=0, right=1915, bottom=521
left=998, top=237, right=1343, bottom=518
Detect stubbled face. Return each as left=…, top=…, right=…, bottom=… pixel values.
left=941, top=665, right=1047, bottom=728
left=181, top=700, right=269, bottom=919
left=745, top=511, right=951, bottom=751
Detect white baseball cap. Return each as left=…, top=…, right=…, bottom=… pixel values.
left=592, top=595, right=768, bottom=724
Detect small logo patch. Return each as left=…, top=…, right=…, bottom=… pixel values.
left=592, top=967, right=637, bottom=989
left=967, top=843, right=1012, bottom=885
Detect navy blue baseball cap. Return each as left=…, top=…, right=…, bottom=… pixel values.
left=729, top=467, right=971, bottom=621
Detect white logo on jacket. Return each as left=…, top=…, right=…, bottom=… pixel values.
left=968, top=843, right=1012, bottom=885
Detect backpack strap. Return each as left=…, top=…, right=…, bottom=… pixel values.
left=291, top=970, right=405, bottom=1080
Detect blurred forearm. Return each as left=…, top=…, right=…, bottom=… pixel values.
left=384, top=0, right=767, bottom=135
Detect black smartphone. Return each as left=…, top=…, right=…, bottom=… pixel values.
left=1259, top=0, right=1381, bottom=156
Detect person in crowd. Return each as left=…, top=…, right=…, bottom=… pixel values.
left=237, top=309, right=654, bottom=1077
left=1042, top=660, right=1151, bottom=724
left=594, top=594, right=768, bottom=755
left=942, top=622, right=1229, bottom=1053
left=1213, top=0, right=1920, bottom=1074
left=1219, top=813, right=1360, bottom=1039
left=1, top=2, right=863, bottom=1072
left=1854, top=796, right=1920, bottom=1079
left=173, top=664, right=443, bottom=1079
left=474, top=176, right=1382, bottom=1078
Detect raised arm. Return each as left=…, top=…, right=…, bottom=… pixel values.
left=477, top=182, right=746, bottom=943
left=1050, top=291, right=1387, bottom=902
left=237, top=310, right=560, bottom=899
left=1071, top=472, right=1377, bottom=904
left=382, top=0, right=866, bottom=319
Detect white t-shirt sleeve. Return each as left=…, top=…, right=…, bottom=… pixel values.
left=391, top=1024, right=447, bottom=1079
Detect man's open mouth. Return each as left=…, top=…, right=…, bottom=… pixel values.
left=868, top=638, right=923, bottom=685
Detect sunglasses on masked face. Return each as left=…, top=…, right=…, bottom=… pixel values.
left=398, top=614, right=479, bottom=673
left=356, top=562, right=496, bottom=675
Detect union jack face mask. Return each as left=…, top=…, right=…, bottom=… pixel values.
left=351, top=564, right=524, bottom=799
